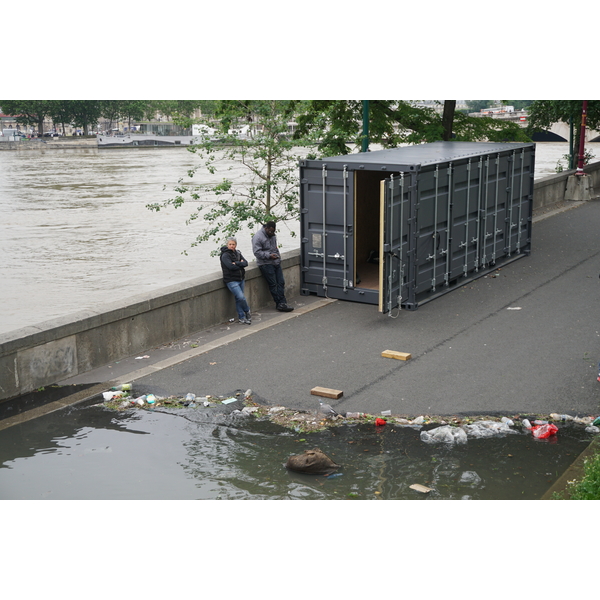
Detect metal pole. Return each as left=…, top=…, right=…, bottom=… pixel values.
left=361, top=100, right=369, bottom=153
left=569, top=116, right=574, bottom=169
left=576, top=101, right=588, bottom=175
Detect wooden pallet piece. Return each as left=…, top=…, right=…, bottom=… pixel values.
left=381, top=350, right=412, bottom=361
left=310, top=386, right=343, bottom=399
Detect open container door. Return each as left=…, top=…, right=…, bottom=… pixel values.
left=379, top=173, right=410, bottom=314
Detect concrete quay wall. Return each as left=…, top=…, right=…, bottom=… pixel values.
left=0, top=253, right=300, bottom=402
left=534, top=161, right=600, bottom=207
left=1, top=165, right=600, bottom=402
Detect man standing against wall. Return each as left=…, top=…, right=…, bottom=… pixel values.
left=252, top=221, right=294, bottom=312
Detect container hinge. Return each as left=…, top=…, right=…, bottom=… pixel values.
left=308, top=251, right=324, bottom=258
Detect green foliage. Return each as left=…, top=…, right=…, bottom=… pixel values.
left=294, top=100, right=446, bottom=155
left=553, top=448, right=600, bottom=500
left=294, top=100, right=530, bottom=157
left=555, top=149, right=596, bottom=173
left=0, top=100, right=201, bottom=134
left=452, top=112, right=530, bottom=142
left=464, top=100, right=494, bottom=113
left=527, top=100, right=600, bottom=133
left=147, top=100, right=310, bottom=254
left=0, top=100, right=55, bottom=132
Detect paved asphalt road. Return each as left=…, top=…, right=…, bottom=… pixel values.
left=73, top=199, right=599, bottom=421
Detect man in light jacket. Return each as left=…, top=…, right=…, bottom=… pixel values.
left=252, top=221, right=294, bottom=312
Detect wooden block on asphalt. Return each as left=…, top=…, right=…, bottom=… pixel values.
left=381, top=350, right=412, bottom=361
left=311, top=386, right=343, bottom=399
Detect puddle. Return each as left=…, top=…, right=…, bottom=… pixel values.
left=0, top=402, right=595, bottom=500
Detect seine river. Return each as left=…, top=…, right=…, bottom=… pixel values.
left=0, top=141, right=596, bottom=335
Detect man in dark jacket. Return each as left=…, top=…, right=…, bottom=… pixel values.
left=220, top=237, right=251, bottom=324
left=252, top=221, right=293, bottom=312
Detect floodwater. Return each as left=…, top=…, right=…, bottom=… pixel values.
left=0, top=399, right=593, bottom=500
left=0, top=142, right=598, bottom=335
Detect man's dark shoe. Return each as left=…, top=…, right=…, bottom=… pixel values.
left=277, top=304, right=294, bottom=312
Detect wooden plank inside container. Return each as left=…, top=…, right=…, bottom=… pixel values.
left=310, top=386, right=343, bottom=399
left=381, top=350, right=412, bottom=361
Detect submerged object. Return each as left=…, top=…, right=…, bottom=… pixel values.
left=285, top=448, right=341, bottom=475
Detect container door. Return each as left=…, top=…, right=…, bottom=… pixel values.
left=412, top=164, right=453, bottom=297
left=300, top=164, right=354, bottom=295
left=379, top=173, right=410, bottom=313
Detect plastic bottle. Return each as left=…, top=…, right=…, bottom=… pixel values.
left=522, top=418, right=532, bottom=429
left=501, top=417, right=514, bottom=426
left=550, top=413, right=573, bottom=421
left=593, top=416, right=600, bottom=427
left=111, top=384, right=132, bottom=391
left=185, top=393, right=196, bottom=401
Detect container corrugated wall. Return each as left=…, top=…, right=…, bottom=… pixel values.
left=299, top=142, right=535, bottom=312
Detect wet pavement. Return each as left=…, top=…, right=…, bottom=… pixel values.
left=48, top=199, right=600, bottom=424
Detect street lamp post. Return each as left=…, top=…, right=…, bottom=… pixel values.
left=576, top=100, right=588, bottom=176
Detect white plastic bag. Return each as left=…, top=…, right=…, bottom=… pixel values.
left=420, top=425, right=467, bottom=445
left=462, top=420, right=518, bottom=439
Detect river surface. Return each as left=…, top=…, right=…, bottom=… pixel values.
left=0, top=399, right=594, bottom=500
left=0, top=142, right=597, bottom=335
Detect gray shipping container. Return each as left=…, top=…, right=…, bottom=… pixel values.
left=299, top=141, right=535, bottom=313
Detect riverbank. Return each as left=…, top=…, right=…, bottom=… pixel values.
left=0, top=137, right=97, bottom=150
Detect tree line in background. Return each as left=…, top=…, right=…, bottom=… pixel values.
left=0, top=100, right=213, bottom=135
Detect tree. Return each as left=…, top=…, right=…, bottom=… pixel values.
left=294, top=100, right=529, bottom=156
left=147, top=100, right=311, bottom=254
left=294, top=100, right=446, bottom=156
left=527, top=100, right=600, bottom=168
left=148, top=101, right=202, bottom=122
left=0, top=100, right=54, bottom=134
left=65, top=100, right=103, bottom=135
left=464, top=100, right=493, bottom=113
left=441, top=100, right=456, bottom=141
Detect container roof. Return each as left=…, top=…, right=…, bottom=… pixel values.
left=319, top=141, right=533, bottom=167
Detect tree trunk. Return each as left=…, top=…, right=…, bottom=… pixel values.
left=442, top=100, right=456, bottom=141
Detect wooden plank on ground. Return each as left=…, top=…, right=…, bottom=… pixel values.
left=381, top=350, right=412, bottom=361
left=310, top=386, right=343, bottom=399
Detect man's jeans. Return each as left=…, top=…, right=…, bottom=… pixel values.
left=226, top=280, right=250, bottom=319
left=259, top=264, right=287, bottom=306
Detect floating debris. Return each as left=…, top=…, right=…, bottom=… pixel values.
left=285, top=448, right=340, bottom=475
left=420, top=425, right=468, bottom=445
left=409, top=484, right=432, bottom=494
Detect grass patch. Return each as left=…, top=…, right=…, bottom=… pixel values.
left=552, top=449, right=600, bottom=500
